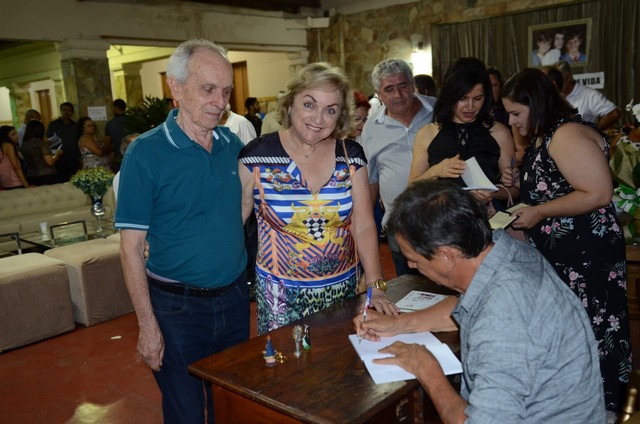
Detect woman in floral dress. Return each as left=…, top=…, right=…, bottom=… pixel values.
left=239, top=63, right=397, bottom=335
left=502, top=68, right=631, bottom=414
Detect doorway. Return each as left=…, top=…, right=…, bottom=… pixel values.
left=36, top=89, right=52, bottom=127
left=231, top=61, right=248, bottom=115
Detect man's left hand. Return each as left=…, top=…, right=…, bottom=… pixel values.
left=374, top=341, right=441, bottom=377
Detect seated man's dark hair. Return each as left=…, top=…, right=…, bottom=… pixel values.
left=387, top=180, right=492, bottom=259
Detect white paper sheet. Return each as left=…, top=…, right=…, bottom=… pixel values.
left=461, top=157, right=498, bottom=191
left=348, top=333, right=462, bottom=384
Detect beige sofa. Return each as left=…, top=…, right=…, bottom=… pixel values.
left=0, top=183, right=115, bottom=235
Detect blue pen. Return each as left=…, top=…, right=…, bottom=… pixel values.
left=359, top=287, right=373, bottom=344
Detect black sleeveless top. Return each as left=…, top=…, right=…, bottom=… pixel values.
left=428, top=120, right=501, bottom=185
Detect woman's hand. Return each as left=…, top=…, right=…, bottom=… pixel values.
left=431, top=154, right=466, bottom=179
left=500, top=166, right=520, bottom=188
left=369, top=291, right=399, bottom=315
left=511, top=205, right=544, bottom=229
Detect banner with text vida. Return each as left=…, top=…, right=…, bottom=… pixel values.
left=573, top=71, right=605, bottom=89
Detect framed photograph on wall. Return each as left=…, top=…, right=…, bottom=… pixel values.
left=528, top=18, right=591, bottom=68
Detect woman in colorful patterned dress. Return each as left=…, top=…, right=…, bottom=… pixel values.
left=503, top=68, right=631, bottom=415
left=239, top=63, right=397, bottom=334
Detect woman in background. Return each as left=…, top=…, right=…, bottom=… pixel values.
left=0, top=125, right=29, bottom=188
left=503, top=68, right=630, bottom=416
left=77, top=117, right=110, bottom=169
left=350, top=90, right=370, bottom=143
left=21, top=120, right=61, bottom=186
left=239, top=63, right=396, bottom=334
left=408, top=57, right=516, bottom=204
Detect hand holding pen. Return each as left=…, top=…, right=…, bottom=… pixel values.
left=511, top=158, right=520, bottom=185
left=359, top=287, right=373, bottom=344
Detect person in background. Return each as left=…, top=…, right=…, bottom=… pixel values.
left=486, top=66, right=509, bottom=127
left=104, top=98, right=128, bottom=164
left=542, top=29, right=565, bottom=65
left=540, top=65, right=564, bottom=94
left=361, top=58, right=436, bottom=277
left=413, top=74, right=438, bottom=97
left=112, top=133, right=139, bottom=202
left=116, top=39, right=250, bottom=424
left=0, top=125, right=29, bottom=189
left=351, top=89, right=385, bottom=241
left=354, top=179, right=605, bottom=424
left=244, top=97, right=262, bottom=136
left=560, top=31, right=587, bottom=63
left=21, top=120, right=62, bottom=186
left=350, top=90, right=370, bottom=143
left=239, top=62, right=396, bottom=335
left=77, top=117, right=110, bottom=169
left=408, top=57, right=516, bottom=208
left=503, top=68, right=631, bottom=417
left=46, top=102, right=79, bottom=182
left=17, top=109, right=41, bottom=148
left=555, top=60, right=621, bottom=130
left=220, top=104, right=257, bottom=144
left=260, top=91, right=285, bottom=135
left=531, top=31, right=552, bottom=66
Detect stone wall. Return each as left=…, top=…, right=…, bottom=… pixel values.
left=308, top=0, right=581, bottom=95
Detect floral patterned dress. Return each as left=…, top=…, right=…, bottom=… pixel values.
left=520, top=116, right=631, bottom=412
left=239, top=133, right=365, bottom=335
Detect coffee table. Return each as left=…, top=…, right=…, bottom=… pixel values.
left=21, top=219, right=116, bottom=249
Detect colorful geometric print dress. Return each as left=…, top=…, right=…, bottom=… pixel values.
left=520, top=116, right=632, bottom=412
left=239, top=132, right=366, bottom=335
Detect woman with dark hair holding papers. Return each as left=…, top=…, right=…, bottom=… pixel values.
left=408, top=57, right=517, bottom=207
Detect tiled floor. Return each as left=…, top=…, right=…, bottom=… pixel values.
left=0, top=241, right=396, bottom=423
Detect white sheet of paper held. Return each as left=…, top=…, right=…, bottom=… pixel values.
left=462, top=157, right=498, bottom=191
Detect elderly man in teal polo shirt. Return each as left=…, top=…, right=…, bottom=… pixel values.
left=115, top=39, right=249, bottom=424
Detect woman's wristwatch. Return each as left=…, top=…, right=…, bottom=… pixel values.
left=367, top=279, right=387, bottom=292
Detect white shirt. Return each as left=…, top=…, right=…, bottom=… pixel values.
left=566, top=83, right=617, bottom=124
left=223, top=111, right=257, bottom=144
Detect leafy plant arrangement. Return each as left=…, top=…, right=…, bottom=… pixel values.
left=70, top=167, right=115, bottom=199
left=125, top=95, right=174, bottom=134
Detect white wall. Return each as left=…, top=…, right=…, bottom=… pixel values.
left=134, top=51, right=292, bottom=102
left=228, top=51, right=292, bottom=99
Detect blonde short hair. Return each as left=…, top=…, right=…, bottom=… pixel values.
left=277, top=62, right=353, bottom=140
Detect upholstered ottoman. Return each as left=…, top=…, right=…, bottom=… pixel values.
left=45, top=238, right=133, bottom=327
left=0, top=253, right=75, bottom=351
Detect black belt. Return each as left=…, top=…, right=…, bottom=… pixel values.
left=148, top=277, right=235, bottom=298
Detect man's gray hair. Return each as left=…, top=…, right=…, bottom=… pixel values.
left=371, top=59, right=414, bottom=92
left=167, top=39, right=228, bottom=83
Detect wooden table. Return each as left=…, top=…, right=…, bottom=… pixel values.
left=189, top=274, right=459, bottom=424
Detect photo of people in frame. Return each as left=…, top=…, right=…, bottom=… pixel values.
left=529, top=19, right=591, bottom=67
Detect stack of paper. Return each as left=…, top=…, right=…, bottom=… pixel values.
left=395, top=290, right=447, bottom=313
left=348, top=332, right=462, bottom=384
left=488, top=203, right=528, bottom=230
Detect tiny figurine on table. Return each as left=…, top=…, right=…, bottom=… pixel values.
left=293, top=325, right=303, bottom=358
left=263, top=335, right=277, bottom=367
left=302, top=324, right=311, bottom=350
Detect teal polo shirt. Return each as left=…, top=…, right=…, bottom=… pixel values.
left=115, top=109, right=247, bottom=287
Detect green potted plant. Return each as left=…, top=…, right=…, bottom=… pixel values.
left=125, top=95, right=174, bottom=134
left=70, top=167, right=115, bottom=234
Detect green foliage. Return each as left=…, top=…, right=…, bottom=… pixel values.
left=70, top=167, right=114, bottom=199
left=125, top=96, right=173, bottom=134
